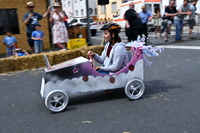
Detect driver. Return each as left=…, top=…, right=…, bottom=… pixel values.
left=88, top=23, right=129, bottom=74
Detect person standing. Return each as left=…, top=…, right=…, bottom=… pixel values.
left=23, top=2, right=50, bottom=53
left=31, top=23, right=44, bottom=53
left=188, top=0, right=198, bottom=39
left=153, top=7, right=162, bottom=38
left=139, top=5, right=152, bottom=39
left=49, top=3, right=69, bottom=49
left=163, top=0, right=178, bottom=43
left=174, top=0, right=191, bottom=42
left=124, top=2, right=142, bottom=42
left=3, top=30, right=17, bottom=57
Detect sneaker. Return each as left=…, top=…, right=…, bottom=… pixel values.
left=164, top=40, right=169, bottom=43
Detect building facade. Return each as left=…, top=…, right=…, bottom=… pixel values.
left=61, top=0, right=97, bottom=22
left=97, top=0, right=124, bottom=20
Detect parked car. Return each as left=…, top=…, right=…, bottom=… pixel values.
left=68, top=18, right=97, bottom=36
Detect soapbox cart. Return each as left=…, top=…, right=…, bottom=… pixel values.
left=40, top=47, right=145, bottom=112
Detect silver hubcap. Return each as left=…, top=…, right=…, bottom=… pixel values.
left=45, top=91, right=69, bottom=112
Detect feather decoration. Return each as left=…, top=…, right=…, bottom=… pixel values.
left=126, top=36, right=164, bottom=66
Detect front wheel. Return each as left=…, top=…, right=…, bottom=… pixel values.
left=125, top=79, right=145, bottom=100
left=45, top=90, right=69, bottom=112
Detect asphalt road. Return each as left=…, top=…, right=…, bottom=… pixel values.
left=0, top=32, right=200, bottom=133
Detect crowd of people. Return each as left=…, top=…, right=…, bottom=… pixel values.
left=2, top=0, right=199, bottom=57
left=3, top=1, right=69, bottom=57
left=125, top=0, right=199, bottom=44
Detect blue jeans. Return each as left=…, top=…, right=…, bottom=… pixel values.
left=97, top=70, right=109, bottom=75
left=6, top=49, right=14, bottom=57
left=174, top=19, right=183, bottom=40
left=34, top=41, right=43, bottom=53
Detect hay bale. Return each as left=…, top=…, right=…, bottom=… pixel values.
left=0, top=57, right=15, bottom=73
left=0, top=45, right=104, bottom=74
left=80, top=45, right=104, bottom=58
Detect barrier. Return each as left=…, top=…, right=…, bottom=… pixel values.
left=0, top=45, right=104, bottom=74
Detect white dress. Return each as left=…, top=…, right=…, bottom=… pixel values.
left=153, top=13, right=161, bottom=26
left=52, top=12, right=69, bottom=44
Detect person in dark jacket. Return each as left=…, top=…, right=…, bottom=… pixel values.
left=124, top=2, right=142, bottom=42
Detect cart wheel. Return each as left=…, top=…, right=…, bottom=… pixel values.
left=125, top=79, right=145, bottom=100
left=45, top=90, right=69, bottom=112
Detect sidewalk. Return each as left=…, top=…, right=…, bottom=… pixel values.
left=1, top=34, right=199, bottom=58
left=147, top=32, right=200, bottom=46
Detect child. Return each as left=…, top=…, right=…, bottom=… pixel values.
left=31, top=23, right=44, bottom=53
left=3, top=30, right=17, bottom=57
left=88, top=23, right=129, bottom=74
left=14, top=48, right=29, bottom=57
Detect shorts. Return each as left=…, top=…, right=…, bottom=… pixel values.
left=162, top=20, right=172, bottom=32
left=188, top=19, right=196, bottom=29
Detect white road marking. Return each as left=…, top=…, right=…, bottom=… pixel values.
left=157, top=45, right=200, bottom=50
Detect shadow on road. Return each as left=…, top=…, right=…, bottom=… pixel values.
left=66, top=80, right=181, bottom=109
left=144, top=80, right=181, bottom=97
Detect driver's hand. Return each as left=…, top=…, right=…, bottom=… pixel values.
left=94, top=67, right=100, bottom=71
left=88, top=51, right=95, bottom=57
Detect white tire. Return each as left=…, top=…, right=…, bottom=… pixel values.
left=125, top=79, right=145, bottom=100
left=45, top=90, right=69, bottom=112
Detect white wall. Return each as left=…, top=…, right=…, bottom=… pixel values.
left=62, top=0, right=97, bottom=19
left=62, top=0, right=74, bottom=21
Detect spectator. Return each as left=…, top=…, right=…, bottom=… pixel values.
left=14, top=48, right=30, bottom=57
left=174, top=0, right=191, bottom=42
left=163, top=0, right=178, bottom=43
left=124, top=2, right=142, bottom=42
left=31, top=23, right=44, bottom=53
left=23, top=2, right=50, bottom=53
left=160, top=5, right=167, bottom=36
left=139, top=5, right=152, bottom=40
left=3, top=30, right=17, bottom=57
left=49, top=2, right=69, bottom=49
left=153, top=7, right=162, bottom=38
left=188, top=0, right=198, bottom=39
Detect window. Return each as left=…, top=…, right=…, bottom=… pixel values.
left=74, top=0, right=77, bottom=3
left=145, top=4, right=152, bottom=12
left=80, top=18, right=94, bottom=23
left=101, top=5, right=105, bottom=14
left=112, top=2, right=117, bottom=12
left=114, top=9, right=120, bottom=17
left=76, top=10, right=78, bottom=16
left=68, top=1, right=70, bottom=6
left=0, top=9, right=20, bottom=35
left=81, top=9, right=84, bottom=16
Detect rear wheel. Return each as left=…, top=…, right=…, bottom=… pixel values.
left=125, top=79, right=145, bottom=100
left=45, top=90, right=69, bottom=112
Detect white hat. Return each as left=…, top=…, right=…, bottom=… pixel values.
left=27, top=2, right=35, bottom=7
left=53, top=2, right=61, bottom=7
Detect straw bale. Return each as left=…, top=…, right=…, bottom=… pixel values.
left=80, top=45, right=104, bottom=58
left=0, top=58, right=15, bottom=73
left=13, top=55, right=32, bottom=71
left=0, top=46, right=104, bottom=73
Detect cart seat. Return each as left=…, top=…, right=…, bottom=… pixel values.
left=127, top=51, right=133, bottom=62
